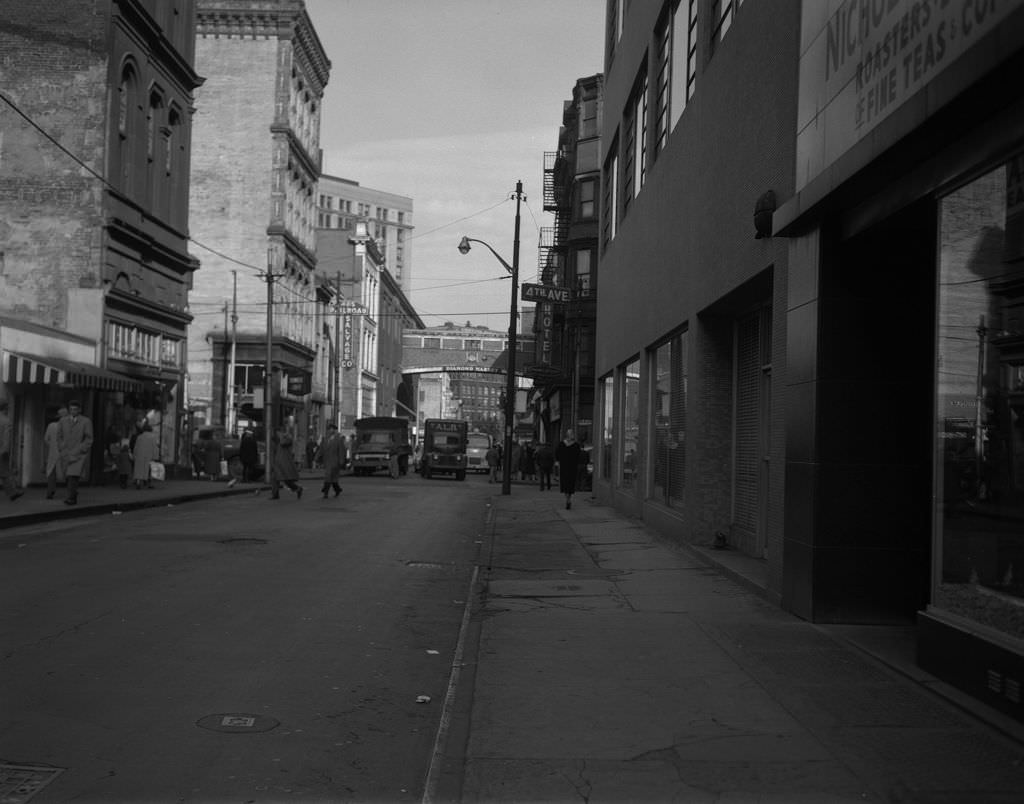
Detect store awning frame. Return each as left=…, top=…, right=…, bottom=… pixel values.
left=2, top=351, right=145, bottom=392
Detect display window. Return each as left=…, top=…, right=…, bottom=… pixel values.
left=934, top=149, right=1024, bottom=639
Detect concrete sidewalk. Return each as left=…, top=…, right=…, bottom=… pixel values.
left=446, top=490, right=1024, bottom=803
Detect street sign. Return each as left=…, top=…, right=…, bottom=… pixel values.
left=521, top=283, right=571, bottom=304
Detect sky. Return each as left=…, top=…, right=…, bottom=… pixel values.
left=304, top=0, right=606, bottom=332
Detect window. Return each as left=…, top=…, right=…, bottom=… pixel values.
left=117, top=65, right=137, bottom=196
left=579, top=179, right=596, bottom=219
left=600, top=374, right=614, bottom=480
left=621, top=358, right=641, bottom=489
left=711, top=0, right=743, bottom=49
left=580, top=98, right=599, bottom=139
left=602, top=140, right=619, bottom=247
left=652, top=331, right=687, bottom=509
left=575, top=249, right=592, bottom=294
left=670, top=0, right=698, bottom=131
left=623, top=70, right=648, bottom=213
left=933, top=150, right=1024, bottom=641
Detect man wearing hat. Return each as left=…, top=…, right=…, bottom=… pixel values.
left=0, top=400, right=24, bottom=501
left=57, top=399, right=93, bottom=505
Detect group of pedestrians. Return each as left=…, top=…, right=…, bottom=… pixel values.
left=39, top=400, right=95, bottom=505
left=268, top=424, right=349, bottom=501
left=483, top=430, right=587, bottom=510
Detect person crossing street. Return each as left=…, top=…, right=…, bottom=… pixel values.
left=315, top=424, right=346, bottom=498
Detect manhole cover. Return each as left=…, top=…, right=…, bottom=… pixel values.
left=197, top=713, right=280, bottom=733
left=217, top=537, right=267, bottom=545
left=0, top=763, right=64, bottom=803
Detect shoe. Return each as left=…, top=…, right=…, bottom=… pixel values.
left=334, top=488, right=342, bottom=497
left=10, top=491, right=23, bottom=502
left=64, top=499, right=77, bottom=506
left=296, top=486, right=304, bottom=500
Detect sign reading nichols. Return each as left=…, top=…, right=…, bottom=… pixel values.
left=796, top=0, right=1021, bottom=192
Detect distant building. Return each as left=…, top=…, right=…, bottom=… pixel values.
left=533, top=72, right=603, bottom=448
left=402, top=322, right=535, bottom=439
left=187, top=0, right=330, bottom=463
left=0, top=0, right=202, bottom=481
left=317, top=174, right=414, bottom=298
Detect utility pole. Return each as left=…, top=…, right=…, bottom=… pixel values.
left=502, top=180, right=524, bottom=495
left=227, top=270, right=238, bottom=436
left=264, top=248, right=277, bottom=481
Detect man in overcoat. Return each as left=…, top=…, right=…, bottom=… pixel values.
left=57, top=399, right=93, bottom=505
left=315, top=423, right=346, bottom=498
left=43, top=405, right=68, bottom=499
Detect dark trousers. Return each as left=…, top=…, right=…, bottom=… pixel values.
left=271, top=478, right=300, bottom=498
left=66, top=474, right=80, bottom=503
left=538, top=468, right=552, bottom=490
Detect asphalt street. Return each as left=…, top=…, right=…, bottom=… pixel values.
left=0, top=473, right=488, bottom=802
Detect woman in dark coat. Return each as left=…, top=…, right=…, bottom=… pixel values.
left=270, top=428, right=303, bottom=500
left=554, top=429, right=584, bottom=510
left=239, top=429, right=259, bottom=482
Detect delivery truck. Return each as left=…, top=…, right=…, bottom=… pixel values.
left=351, top=417, right=411, bottom=478
left=420, top=419, right=468, bottom=481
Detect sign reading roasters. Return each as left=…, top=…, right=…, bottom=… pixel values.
left=521, top=283, right=571, bottom=304
left=796, top=0, right=1020, bottom=192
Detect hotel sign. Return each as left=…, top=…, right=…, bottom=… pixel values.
left=796, top=0, right=1022, bottom=192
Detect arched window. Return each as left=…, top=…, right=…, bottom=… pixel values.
left=117, top=64, right=138, bottom=195
left=147, top=90, right=165, bottom=213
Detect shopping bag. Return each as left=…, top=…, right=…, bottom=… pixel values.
left=149, top=461, right=166, bottom=482
left=219, top=459, right=229, bottom=478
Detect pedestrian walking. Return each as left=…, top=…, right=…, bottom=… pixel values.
left=555, top=429, right=583, bottom=510
left=485, top=442, right=501, bottom=484
left=522, top=441, right=537, bottom=482
left=57, top=399, right=93, bottom=506
left=534, top=442, right=554, bottom=491
left=43, top=405, right=68, bottom=499
left=0, top=400, right=24, bottom=502
left=270, top=428, right=303, bottom=500
left=131, top=423, right=159, bottom=489
left=113, top=438, right=132, bottom=488
left=202, top=430, right=222, bottom=481
left=314, top=423, right=346, bottom=498
left=239, top=428, right=259, bottom=482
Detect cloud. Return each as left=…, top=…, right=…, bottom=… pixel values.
left=322, top=127, right=554, bottom=329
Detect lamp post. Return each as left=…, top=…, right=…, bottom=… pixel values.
left=458, top=180, right=524, bottom=495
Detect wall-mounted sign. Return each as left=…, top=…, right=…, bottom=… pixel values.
left=796, top=0, right=1020, bottom=192
left=343, top=313, right=354, bottom=370
left=522, top=283, right=571, bottom=304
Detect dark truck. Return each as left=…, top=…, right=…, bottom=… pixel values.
left=352, top=416, right=411, bottom=478
left=420, top=419, right=468, bottom=481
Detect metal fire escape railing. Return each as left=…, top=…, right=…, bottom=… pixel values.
left=537, top=221, right=569, bottom=283
left=543, top=151, right=570, bottom=213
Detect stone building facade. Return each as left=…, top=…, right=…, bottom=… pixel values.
left=187, top=0, right=329, bottom=463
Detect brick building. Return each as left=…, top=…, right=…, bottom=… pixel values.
left=187, top=0, right=329, bottom=462
left=0, top=1, right=202, bottom=483
left=533, top=73, right=603, bottom=449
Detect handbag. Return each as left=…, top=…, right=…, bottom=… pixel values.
left=149, top=461, right=165, bottom=482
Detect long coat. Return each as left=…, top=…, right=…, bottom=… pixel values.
left=272, top=434, right=299, bottom=482
left=132, top=430, right=160, bottom=481
left=58, top=414, right=93, bottom=478
left=315, top=433, right=346, bottom=481
left=43, top=420, right=65, bottom=481
left=554, top=439, right=583, bottom=495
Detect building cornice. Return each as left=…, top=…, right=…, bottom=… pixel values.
left=195, top=1, right=330, bottom=93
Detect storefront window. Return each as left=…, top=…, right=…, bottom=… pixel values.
left=935, top=151, right=1024, bottom=639
left=652, top=331, right=687, bottom=508
left=600, top=374, right=614, bottom=480
left=621, top=358, right=641, bottom=489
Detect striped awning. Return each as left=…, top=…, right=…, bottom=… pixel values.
left=2, top=351, right=144, bottom=392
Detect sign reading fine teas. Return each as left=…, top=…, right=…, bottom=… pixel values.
left=796, top=0, right=1020, bottom=192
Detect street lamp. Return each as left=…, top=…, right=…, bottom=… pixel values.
left=458, top=180, right=524, bottom=495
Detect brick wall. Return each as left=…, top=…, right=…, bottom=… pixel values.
left=0, top=2, right=108, bottom=330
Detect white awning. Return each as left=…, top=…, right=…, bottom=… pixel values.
left=2, top=351, right=144, bottom=392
